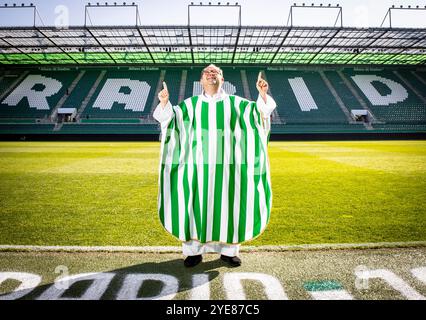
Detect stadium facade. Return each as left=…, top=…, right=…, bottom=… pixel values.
left=0, top=4, right=425, bottom=140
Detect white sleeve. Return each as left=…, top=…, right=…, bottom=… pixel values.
left=153, top=101, right=174, bottom=126
left=256, top=94, right=277, bottom=119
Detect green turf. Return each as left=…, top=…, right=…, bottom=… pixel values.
left=0, top=141, right=425, bottom=246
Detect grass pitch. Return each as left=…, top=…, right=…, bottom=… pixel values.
left=0, top=140, right=424, bottom=246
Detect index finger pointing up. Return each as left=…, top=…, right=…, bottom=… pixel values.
left=163, top=81, right=168, bottom=91
left=258, top=71, right=263, bottom=82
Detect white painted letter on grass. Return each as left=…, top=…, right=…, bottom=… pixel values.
left=0, top=272, right=41, bottom=300
left=411, top=267, right=426, bottom=285
left=223, top=272, right=287, bottom=300
left=355, top=268, right=425, bottom=300
left=36, top=272, right=115, bottom=300
left=116, top=273, right=178, bottom=300
left=189, top=274, right=210, bottom=300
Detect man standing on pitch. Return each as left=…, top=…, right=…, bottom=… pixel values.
left=153, top=64, right=276, bottom=267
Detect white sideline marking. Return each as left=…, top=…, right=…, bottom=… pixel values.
left=0, top=241, right=425, bottom=253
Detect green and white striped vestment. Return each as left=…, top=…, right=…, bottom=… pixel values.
left=157, top=93, right=273, bottom=244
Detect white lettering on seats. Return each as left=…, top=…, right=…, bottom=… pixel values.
left=351, top=75, right=408, bottom=106
left=288, top=77, right=318, bottom=112
left=92, top=79, right=151, bottom=112
left=2, top=75, right=62, bottom=110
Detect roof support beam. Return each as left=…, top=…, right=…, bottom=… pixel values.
left=0, top=37, right=40, bottom=64
left=35, top=27, right=80, bottom=64
left=307, top=28, right=341, bottom=64
left=85, top=27, right=117, bottom=64
left=270, top=27, right=292, bottom=64
left=136, top=27, right=156, bottom=64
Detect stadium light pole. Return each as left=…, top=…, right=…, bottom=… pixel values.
left=0, top=3, right=36, bottom=27
left=83, top=2, right=155, bottom=64
left=380, top=5, right=426, bottom=28
left=0, top=3, right=47, bottom=64
left=286, top=3, right=343, bottom=27
left=84, top=2, right=140, bottom=27
left=187, top=2, right=242, bottom=64
left=274, top=4, right=343, bottom=65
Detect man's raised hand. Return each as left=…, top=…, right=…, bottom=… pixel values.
left=158, top=81, right=169, bottom=107
left=256, top=71, right=269, bottom=100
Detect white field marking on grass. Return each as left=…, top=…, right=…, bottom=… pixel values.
left=411, top=267, right=426, bottom=285
left=36, top=272, right=115, bottom=300
left=309, top=289, right=354, bottom=300
left=0, top=272, right=42, bottom=300
left=190, top=274, right=211, bottom=300
left=116, top=274, right=179, bottom=300
left=223, top=273, right=288, bottom=300
left=355, top=268, right=426, bottom=300
left=0, top=241, right=425, bottom=253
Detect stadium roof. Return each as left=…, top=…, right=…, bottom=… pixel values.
left=0, top=25, right=425, bottom=65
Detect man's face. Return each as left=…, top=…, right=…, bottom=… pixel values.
left=200, top=65, right=224, bottom=91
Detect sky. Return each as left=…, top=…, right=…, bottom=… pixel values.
left=0, top=0, right=425, bottom=28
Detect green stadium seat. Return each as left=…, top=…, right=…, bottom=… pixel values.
left=248, top=69, right=349, bottom=124
left=162, top=69, right=182, bottom=106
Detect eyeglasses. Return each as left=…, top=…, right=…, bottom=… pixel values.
left=202, top=69, right=222, bottom=76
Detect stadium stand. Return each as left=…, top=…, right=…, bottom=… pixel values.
left=61, top=70, right=101, bottom=111
left=255, top=69, right=350, bottom=124
left=342, top=68, right=426, bottom=124
left=0, top=69, right=79, bottom=119
left=162, top=68, right=182, bottom=106
left=0, top=65, right=425, bottom=137
left=81, top=68, right=160, bottom=119
left=323, top=70, right=364, bottom=112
